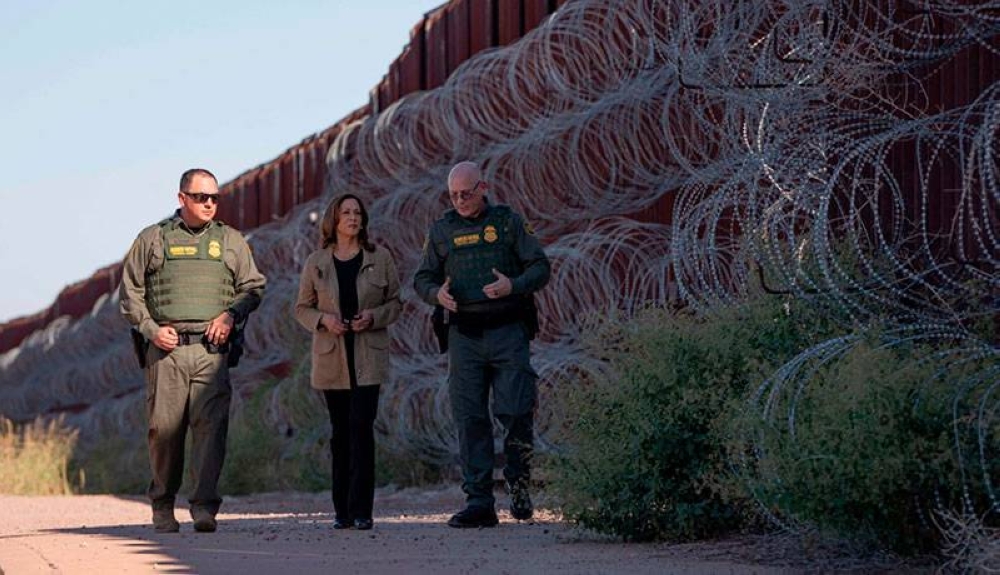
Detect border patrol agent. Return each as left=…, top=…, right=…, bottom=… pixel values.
left=414, top=161, right=550, bottom=528
left=120, top=168, right=266, bottom=533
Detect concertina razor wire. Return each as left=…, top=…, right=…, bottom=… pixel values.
left=0, top=0, right=997, bottom=513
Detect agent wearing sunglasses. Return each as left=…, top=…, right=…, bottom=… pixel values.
left=119, top=168, right=266, bottom=534
left=414, top=161, right=550, bottom=528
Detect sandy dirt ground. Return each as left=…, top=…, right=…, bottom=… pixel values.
left=0, top=485, right=919, bottom=574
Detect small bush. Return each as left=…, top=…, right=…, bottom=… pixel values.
left=0, top=416, right=79, bottom=495
left=736, top=339, right=997, bottom=553
left=220, top=380, right=297, bottom=494
left=551, top=297, right=833, bottom=541
left=376, top=442, right=448, bottom=488
left=72, top=432, right=147, bottom=494
left=222, top=377, right=447, bottom=494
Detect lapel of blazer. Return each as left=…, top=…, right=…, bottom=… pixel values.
left=319, top=248, right=340, bottom=308
left=359, top=248, right=376, bottom=275
left=356, top=248, right=378, bottom=302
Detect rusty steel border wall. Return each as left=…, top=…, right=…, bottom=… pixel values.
left=0, top=0, right=572, bottom=354
left=2, top=0, right=997, bottom=354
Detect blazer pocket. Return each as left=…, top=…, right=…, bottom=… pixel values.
left=360, top=276, right=389, bottom=308
left=364, top=329, right=390, bottom=350
left=313, top=331, right=338, bottom=354
left=363, top=268, right=387, bottom=285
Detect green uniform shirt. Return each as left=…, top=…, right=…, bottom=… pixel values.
left=119, top=211, right=267, bottom=339
left=414, top=202, right=550, bottom=309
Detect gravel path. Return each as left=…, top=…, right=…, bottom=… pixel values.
left=0, top=486, right=816, bottom=574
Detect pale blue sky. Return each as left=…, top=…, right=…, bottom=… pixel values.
left=0, top=0, right=443, bottom=323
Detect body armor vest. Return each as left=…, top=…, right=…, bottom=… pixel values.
left=147, top=222, right=235, bottom=323
left=445, top=207, right=522, bottom=304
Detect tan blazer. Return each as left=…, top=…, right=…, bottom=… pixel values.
left=295, top=245, right=401, bottom=390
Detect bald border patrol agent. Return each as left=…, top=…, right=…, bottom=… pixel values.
left=120, top=168, right=266, bottom=533
left=414, top=161, right=550, bottom=528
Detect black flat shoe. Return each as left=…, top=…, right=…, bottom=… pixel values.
left=354, top=518, right=373, bottom=530
left=333, top=517, right=352, bottom=529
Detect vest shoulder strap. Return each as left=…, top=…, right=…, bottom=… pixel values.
left=490, top=204, right=514, bottom=218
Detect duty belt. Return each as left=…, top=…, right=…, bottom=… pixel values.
left=175, top=332, right=230, bottom=354
left=176, top=332, right=205, bottom=346
left=453, top=311, right=520, bottom=330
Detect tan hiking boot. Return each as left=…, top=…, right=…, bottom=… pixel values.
left=152, top=508, right=180, bottom=533
left=191, top=508, right=217, bottom=533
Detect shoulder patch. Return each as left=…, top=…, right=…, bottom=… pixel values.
left=524, top=220, right=536, bottom=235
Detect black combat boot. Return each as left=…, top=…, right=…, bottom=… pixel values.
left=507, top=480, right=533, bottom=521
left=447, top=506, right=499, bottom=528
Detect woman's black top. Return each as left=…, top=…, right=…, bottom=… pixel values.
left=334, top=250, right=363, bottom=388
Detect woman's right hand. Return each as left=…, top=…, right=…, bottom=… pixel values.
left=319, top=313, right=349, bottom=336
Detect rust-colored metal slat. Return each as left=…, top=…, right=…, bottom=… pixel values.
left=469, top=0, right=496, bottom=53
left=498, top=0, right=522, bottom=46
left=425, top=9, right=449, bottom=90
left=447, top=0, right=471, bottom=76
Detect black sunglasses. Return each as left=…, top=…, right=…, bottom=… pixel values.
left=183, top=192, right=220, bottom=204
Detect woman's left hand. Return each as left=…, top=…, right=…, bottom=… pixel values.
left=350, top=309, right=375, bottom=332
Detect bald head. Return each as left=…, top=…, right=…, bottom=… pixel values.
left=447, top=161, right=488, bottom=218
left=448, top=161, right=481, bottom=187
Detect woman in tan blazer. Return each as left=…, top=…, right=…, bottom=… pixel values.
left=295, top=193, right=401, bottom=530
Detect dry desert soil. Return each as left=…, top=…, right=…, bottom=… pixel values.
left=0, top=485, right=926, bottom=574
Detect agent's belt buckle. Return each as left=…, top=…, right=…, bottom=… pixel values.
left=177, top=333, right=203, bottom=346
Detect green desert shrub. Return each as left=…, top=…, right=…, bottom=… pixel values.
left=222, top=374, right=447, bottom=494
left=375, top=442, right=448, bottom=488
left=551, top=296, right=834, bottom=541
left=735, top=338, right=999, bottom=553
left=221, top=379, right=311, bottom=494
left=72, top=432, right=148, bottom=494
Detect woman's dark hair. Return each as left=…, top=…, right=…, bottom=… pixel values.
left=320, top=193, right=375, bottom=251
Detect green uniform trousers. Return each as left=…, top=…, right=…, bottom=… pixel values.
left=448, top=321, right=537, bottom=509
left=145, top=342, right=231, bottom=515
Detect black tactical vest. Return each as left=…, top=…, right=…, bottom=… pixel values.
left=445, top=206, right=523, bottom=304
left=147, top=221, right=235, bottom=323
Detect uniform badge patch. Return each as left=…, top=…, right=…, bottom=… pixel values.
left=453, top=233, right=481, bottom=247
left=483, top=225, right=498, bottom=243
left=169, top=246, right=198, bottom=256
left=208, top=240, right=222, bottom=259
left=524, top=220, right=536, bottom=235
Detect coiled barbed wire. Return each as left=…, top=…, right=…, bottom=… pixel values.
left=0, top=1, right=997, bottom=520
left=322, top=0, right=1000, bottom=520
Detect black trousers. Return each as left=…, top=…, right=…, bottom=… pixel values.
left=448, top=322, right=536, bottom=509
left=322, top=385, right=380, bottom=521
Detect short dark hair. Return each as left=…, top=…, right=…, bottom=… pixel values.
left=179, top=168, right=218, bottom=192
